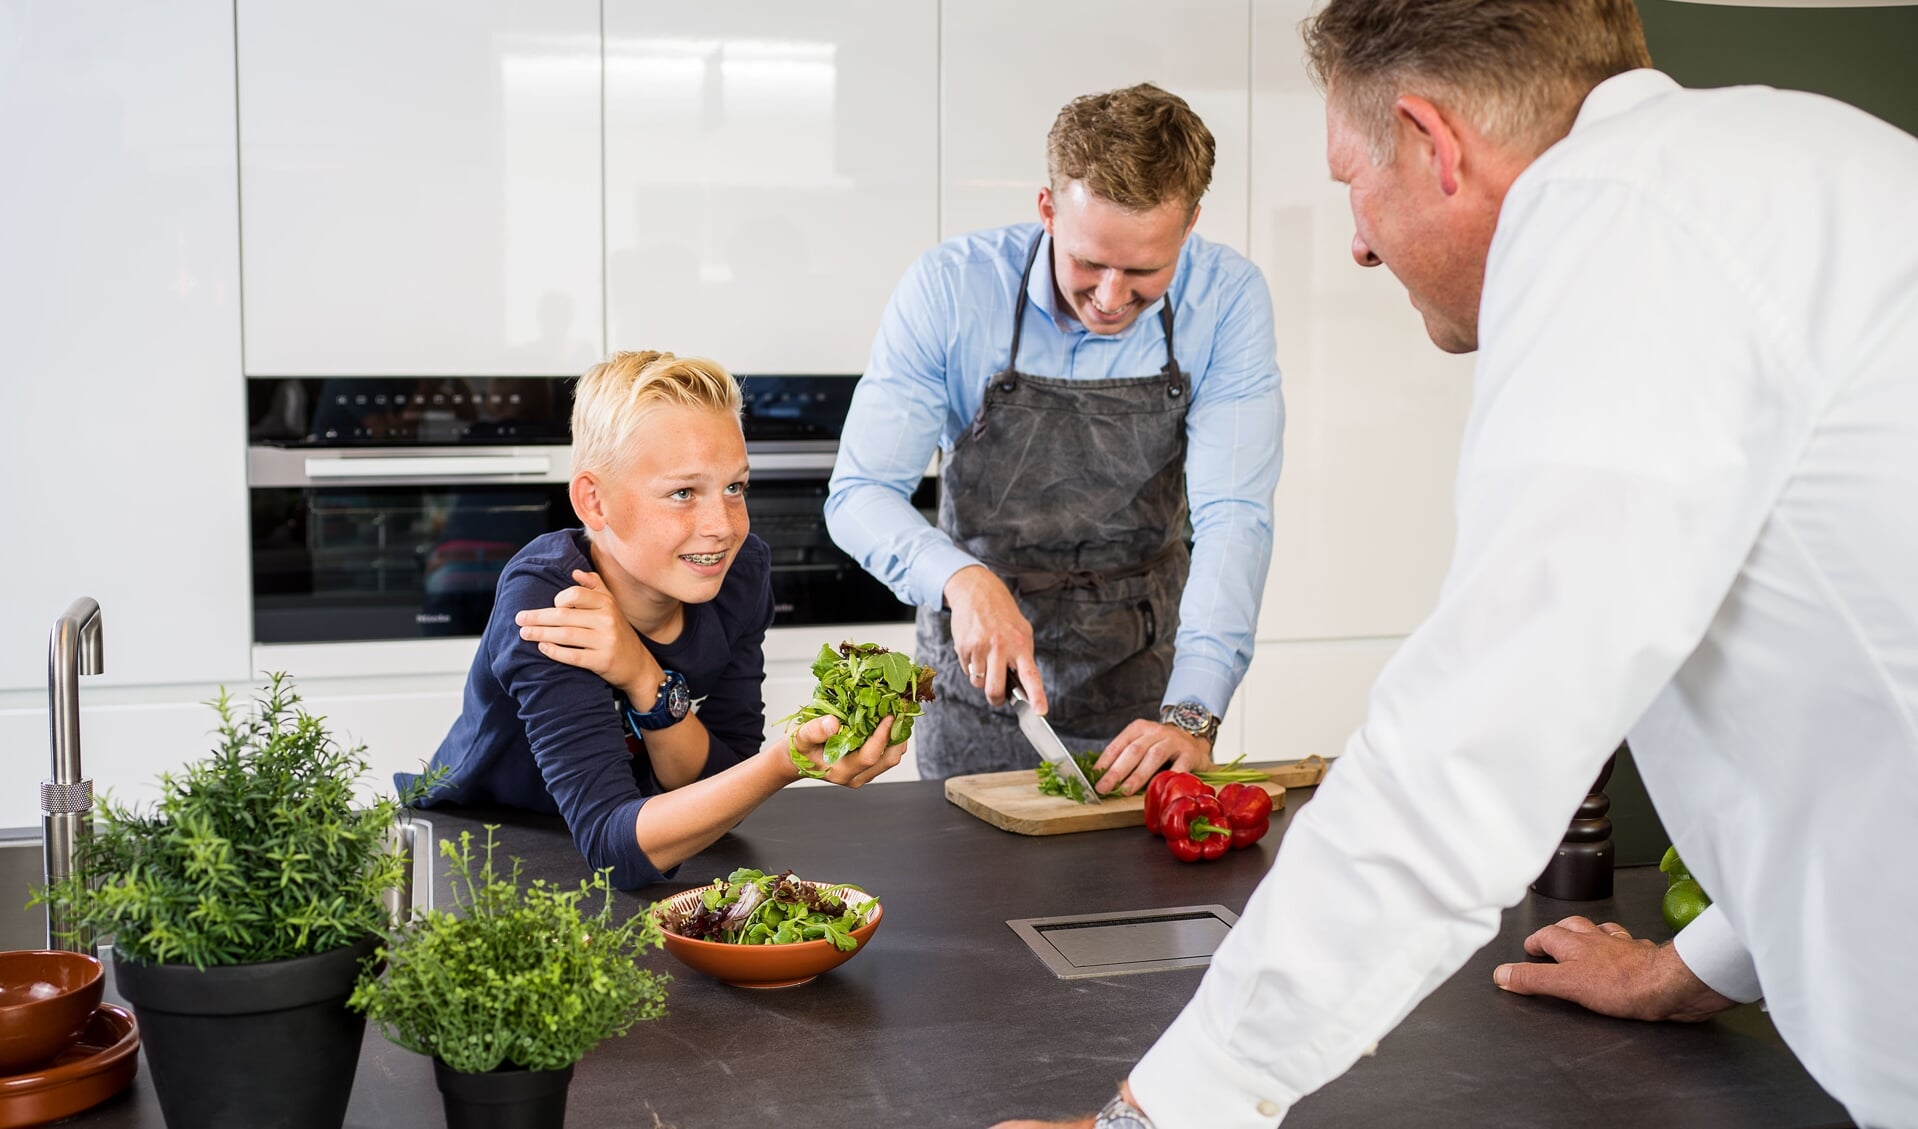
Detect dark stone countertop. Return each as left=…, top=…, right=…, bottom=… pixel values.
left=72, top=779, right=1850, bottom=1128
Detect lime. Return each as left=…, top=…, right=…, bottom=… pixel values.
left=1662, top=879, right=1712, bottom=931
left=1659, top=845, right=1692, bottom=885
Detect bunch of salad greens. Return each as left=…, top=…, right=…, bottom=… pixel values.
left=658, top=868, right=874, bottom=952
left=777, top=642, right=935, bottom=780
left=1034, top=751, right=1107, bottom=803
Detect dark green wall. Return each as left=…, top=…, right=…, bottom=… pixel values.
left=1636, top=0, right=1918, bottom=136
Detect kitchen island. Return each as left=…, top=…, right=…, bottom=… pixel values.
left=77, top=779, right=1850, bottom=1128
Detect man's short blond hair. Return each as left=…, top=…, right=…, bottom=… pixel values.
left=1046, top=83, right=1215, bottom=215
left=1303, top=0, right=1652, bottom=162
left=570, top=350, right=741, bottom=478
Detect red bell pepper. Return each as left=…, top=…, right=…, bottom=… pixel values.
left=1143, top=771, right=1212, bottom=836
left=1215, top=782, right=1273, bottom=850
left=1160, top=793, right=1232, bottom=862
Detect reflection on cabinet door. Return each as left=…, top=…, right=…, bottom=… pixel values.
left=237, top=0, right=603, bottom=376
left=604, top=1, right=939, bottom=374
left=941, top=0, right=1251, bottom=253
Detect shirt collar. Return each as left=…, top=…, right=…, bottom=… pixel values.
left=1569, top=68, right=1682, bottom=136
left=1026, top=229, right=1172, bottom=338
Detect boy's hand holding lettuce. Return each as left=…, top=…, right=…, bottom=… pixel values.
left=778, top=642, right=936, bottom=780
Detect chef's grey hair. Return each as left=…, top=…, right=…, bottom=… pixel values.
left=1303, top=0, right=1653, bottom=164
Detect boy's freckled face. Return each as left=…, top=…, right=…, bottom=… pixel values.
left=587, top=404, right=751, bottom=609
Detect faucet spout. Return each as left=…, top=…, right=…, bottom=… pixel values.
left=45, top=597, right=103, bottom=954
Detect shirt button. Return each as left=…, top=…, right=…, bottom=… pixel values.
left=1257, top=1100, right=1280, bottom=1117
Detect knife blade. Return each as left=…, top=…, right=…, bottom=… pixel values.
left=1010, top=683, right=1101, bottom=804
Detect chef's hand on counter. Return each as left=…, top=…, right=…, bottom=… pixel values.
left=945, top=564, right=1046, bottom=712
left=784, top=714, right=904, bottom=788
left=1093, top=721, right=1214, bottom=796
left=1493, top=915, right=1737, bottom=1022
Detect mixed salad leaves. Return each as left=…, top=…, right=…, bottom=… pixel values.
left=778, top=642, right=935, bottom=780
left=660, top=868, right=874, bottom=952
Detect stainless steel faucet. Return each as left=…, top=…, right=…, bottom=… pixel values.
left=44, top=597, right=102, bottom=954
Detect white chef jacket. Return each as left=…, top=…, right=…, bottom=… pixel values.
left=1131, top=70, right=1918, bottom=1129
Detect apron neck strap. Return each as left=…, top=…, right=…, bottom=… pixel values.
left=1008, top=230, right=1183, bottom=378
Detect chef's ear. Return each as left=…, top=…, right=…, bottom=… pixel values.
left=1393, top=93, right=1464, bottom=197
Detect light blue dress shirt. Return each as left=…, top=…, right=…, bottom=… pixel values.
left=825, top=222, right=1284, bottom=716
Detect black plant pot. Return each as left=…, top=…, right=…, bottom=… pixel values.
left=112, top=935, right=379, bottom=1129
left=434, top=1059, right=575, bottom=1129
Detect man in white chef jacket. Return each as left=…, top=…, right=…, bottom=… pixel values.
left=994, top=0, right=1918, bottom=1127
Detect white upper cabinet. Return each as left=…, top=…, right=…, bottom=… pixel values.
left=604, top=1, right=939, bottom=374
left=941, top=0, right=1251, bottom=252
left=236, top=1, right=603, bottom=376
left=0, top=0, right=251, bottom=691
left=1249, top=0, right=1474, bottom=642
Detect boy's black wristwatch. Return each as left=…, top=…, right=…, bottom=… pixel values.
left=624, top=670, right=691, bottom=731
left=1160, top=699, right=1222, bottom=744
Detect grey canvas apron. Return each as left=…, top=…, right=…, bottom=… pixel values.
left=913, top=232, right=1192, bottom=778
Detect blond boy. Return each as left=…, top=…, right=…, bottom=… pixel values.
left=403, top=351, right=904, bottom=887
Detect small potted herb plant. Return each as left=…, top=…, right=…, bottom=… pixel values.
left=37, top=673, right=415, bottom=1129
left=348, top=826, right=670, bottom=1129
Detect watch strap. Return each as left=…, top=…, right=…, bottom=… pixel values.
left=1094, top=1091, right=1157, bottom=1129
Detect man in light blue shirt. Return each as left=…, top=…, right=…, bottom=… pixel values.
left=826, top=83, right=1284, bottom=789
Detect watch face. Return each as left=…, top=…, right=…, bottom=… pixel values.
left=664, top=675, right=691, bottom=718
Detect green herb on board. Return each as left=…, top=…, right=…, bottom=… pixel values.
left=1035, top=751, right=1107, bottom=803
left=776, top=642, right=936, bottom=780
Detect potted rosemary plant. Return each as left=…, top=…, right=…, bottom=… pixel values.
left=37, top=673, right=414, bottom=1129
left=348, top=826, right=670, bottom=1129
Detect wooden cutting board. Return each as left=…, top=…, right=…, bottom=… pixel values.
left=943, top=757, right=1328, bottom=836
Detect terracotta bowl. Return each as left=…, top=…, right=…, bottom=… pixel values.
left=0, top=951, right=106, bottom=1075
left=653, top=881, right=883, bottom=989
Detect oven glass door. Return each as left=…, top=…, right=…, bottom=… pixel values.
left=251, top=484, right=573, bottom=643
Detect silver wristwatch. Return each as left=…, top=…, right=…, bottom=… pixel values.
left=1095, top=1091, right=1157, bottom=1129
left=1160, top=699, right=1222, bottom=744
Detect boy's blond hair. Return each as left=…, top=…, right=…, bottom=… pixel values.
left=570, top=350, right=742, bottom=478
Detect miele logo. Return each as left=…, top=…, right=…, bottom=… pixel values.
left=415, top=613, right=453, bottom=625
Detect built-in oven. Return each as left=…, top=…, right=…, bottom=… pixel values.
left=245, top=375, right=928, bottom=645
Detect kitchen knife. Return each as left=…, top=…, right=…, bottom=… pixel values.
left=1010, top=682, right=1102, bottom=804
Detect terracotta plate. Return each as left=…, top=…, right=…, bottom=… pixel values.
left=0, top=1004, right=139, bottom=1128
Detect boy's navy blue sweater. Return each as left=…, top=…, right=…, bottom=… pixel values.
left=399, top=528, right=772, bottom=888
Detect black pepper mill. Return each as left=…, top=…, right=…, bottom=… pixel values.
left=1532, top=744, right=1620, bottom=900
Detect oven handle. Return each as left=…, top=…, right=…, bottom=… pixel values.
left=306, top=455, right=552, bottom=479
left=248, top=446, right=572, bottom=487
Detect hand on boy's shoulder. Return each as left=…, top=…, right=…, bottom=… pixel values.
left=514, top=569, right=660, bottom=700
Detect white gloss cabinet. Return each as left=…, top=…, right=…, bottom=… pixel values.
left=940, top=0, right=1252, bottom=253
left=0, top=0, right=251, bottom=693
left=1251, top=0, right=1473, bottom=645
left=604, top=1, right=939, bottom=373
left=236, top=0, right=603, bottom=376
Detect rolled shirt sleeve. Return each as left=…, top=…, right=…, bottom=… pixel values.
left=826, top=250, right=980, bottom=610
left=1166, top=267, right=1283, bottom=715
